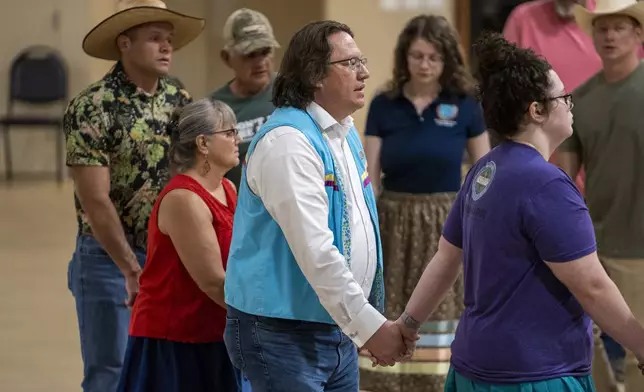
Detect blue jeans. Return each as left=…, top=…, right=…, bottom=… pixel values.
left=224, top=306, right=359, bottom=392
left=68, top=235, right=146, bottom=392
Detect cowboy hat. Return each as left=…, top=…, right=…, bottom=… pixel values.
left=574, top=0, right=644, bottom=38
left=83, top=0, right=205, bottom=61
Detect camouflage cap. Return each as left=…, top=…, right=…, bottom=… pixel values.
left=223, top=8, right=280, bottom=55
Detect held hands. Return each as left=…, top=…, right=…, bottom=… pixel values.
left=396, top=316, right=422, bottom=361
left=361, top=317, right=420, bottom=367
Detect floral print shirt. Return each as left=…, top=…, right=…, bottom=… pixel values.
left=64, top=62, right=192, bottom=249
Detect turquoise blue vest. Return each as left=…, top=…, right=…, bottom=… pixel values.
left=224, top=106, right=384, bottom=324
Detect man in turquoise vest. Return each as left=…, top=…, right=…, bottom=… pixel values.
left=223, top=20, right=410, bottom=391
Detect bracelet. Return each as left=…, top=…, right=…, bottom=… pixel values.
left=401, top=310, right=421, bottom=330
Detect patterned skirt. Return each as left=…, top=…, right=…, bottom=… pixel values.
left=359, top=190, right=461, bottom=392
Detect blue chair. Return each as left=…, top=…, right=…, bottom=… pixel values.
left=0, top=45, right=68, bottom=183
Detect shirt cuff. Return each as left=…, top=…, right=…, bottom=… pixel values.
left=341, top=303, right=387, bottom=348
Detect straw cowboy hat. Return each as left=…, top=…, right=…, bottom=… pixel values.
left=574, top=0, right=644, bottom=38
left=83, top=0, right=205, bottom=61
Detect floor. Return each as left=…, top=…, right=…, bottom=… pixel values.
left=0, top=180, right=82, bottom=392
left=0, top=180, right=627, bottom=392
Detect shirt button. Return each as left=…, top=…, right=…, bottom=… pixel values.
left=419, top=117, right=425, bottom=122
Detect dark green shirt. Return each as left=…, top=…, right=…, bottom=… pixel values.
left=559, top=62, right=644, bottom=258
left=210, top=77, right=275, bottom=188
left=63, top=62, right=192, bottom=249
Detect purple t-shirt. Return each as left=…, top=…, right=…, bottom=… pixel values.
left=443, top=141, right=597, bottom=383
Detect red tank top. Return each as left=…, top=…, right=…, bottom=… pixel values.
left=129, top=174, right=236, bottom=343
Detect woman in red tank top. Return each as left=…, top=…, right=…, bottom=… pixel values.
left=118, top=98, right=243, bottom=392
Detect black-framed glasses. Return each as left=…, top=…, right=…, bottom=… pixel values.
left=548, top=94, right=573, bottom=109
left=328, top=56, right=368, bottom=72
left=525, top=94, right=573, bottom=113
left=212, top=127, right=239, bottom=138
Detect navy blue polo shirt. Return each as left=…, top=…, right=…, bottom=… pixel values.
left=365, top=91, right=486, bottom=194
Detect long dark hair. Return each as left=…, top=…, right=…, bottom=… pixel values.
left=272, top=20, right=353, bottom=109
left=385, top=14, right=476, bottom=98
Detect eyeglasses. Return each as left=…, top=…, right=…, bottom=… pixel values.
left=524, top=94, right=574, bottom=114
left=328, top=56, right=368, bottom=72
left=212, top=127, right=239, bottom=138
left=408, top=51, right=444, bottom=65
left=548, top=94, right=573, bottom=110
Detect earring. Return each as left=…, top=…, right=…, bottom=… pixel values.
left=201, top=153, right=211, bottom=176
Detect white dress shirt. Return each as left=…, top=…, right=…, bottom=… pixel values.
left=246, top=102, right=386, bottom=347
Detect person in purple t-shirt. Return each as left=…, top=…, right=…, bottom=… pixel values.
left=390, top=32, right=644, bottom=391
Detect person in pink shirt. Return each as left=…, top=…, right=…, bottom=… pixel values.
left=503, top=0, right=600, bottom=194
left=504, top=0, right=644, bottom=196
left=504, top=0, right=603, bottom=93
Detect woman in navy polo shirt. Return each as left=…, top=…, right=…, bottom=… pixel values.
left=360, top=14, right=490, bottom=392
left=398, top=32, right=644, bottom=391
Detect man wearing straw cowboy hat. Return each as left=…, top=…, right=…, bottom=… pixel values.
left=63, top=1, right=204, bottom=391
left=557, top=0, right=644, bottom=391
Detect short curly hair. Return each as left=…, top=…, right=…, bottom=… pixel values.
left=472, top=32, right=553, bottom=139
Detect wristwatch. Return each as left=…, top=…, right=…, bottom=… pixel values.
left=401, top=310, right=421, bottom=330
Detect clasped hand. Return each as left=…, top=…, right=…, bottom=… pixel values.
left=360, top=317, right=420, bottom=367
